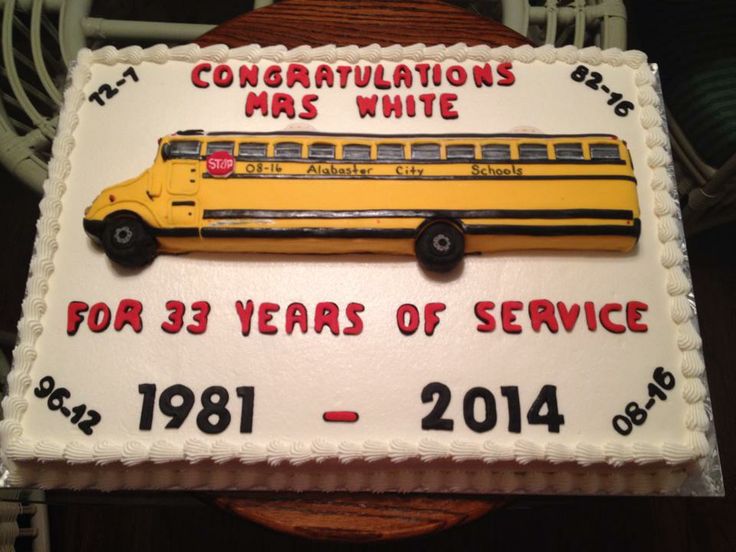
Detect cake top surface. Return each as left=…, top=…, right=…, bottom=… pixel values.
left=0, top=44, right=715, bottom=493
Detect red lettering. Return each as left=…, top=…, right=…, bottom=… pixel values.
left=114, top=299, right=143, bottom=332
left=528, top=299, right=558, bottom=333
left=285, top=303, right=308, bottom=334
left=299, top=94, right=318, bottom=120
left=336, top=65, right=352, bottom=87
left=258, top=302, right=280, bottom=334
left=600, top=303, right=626, bottom=334
left=343, top=303, right=365, bottom=335
left=446, top=65, right=467, bottom=86
left=272, top=93, right=296, bottom=118
left=286, top=63, right=310, bottom=88
left=393, top=64, right=413, bottom=88
left=88, top=302, right=111, bottom=333
left=239, top=65, right=259, bottom=87
left=439, top=93, right=458, bottom=119
left=374, top=65, right=391, bottom=89
left=191, top=62, right=211, bottom=88
left=213, top=64, right=233, bottom=87
left=162, top=300, right=185, bottom=334
left=67, top=301, right=89, bottom=336
left=497, top=62, right=515, bottom=86
left=354, top=66, right=371, bottom=87
left=556, top=302, right=580, bottom=332
left=315, top=302, right=340, bottom=335
left=501, top=301, right=523, bottom=334
left=424, top=303, right=446, bottom=336
left=263, top=65, right=282, bottom=87
left=382, top=95, right=403, bottom=118
left=235, top=300, right=254, bottom=336
left=315, top=64, right=334, bottom=88
left=627, top=301, right=649, bottom=332
left=245, top=91, right=269, bottom=116
left=472, top=63, right=494, bottom=87
left=186, top=301, right=210, bottom=335
left=405, top=95, right=416, bottom=117
left=415, top=63, right=430, bottom=86
left=418, top=93, right=435, bottom=116
left=397, top=304, right=420, bottom=335
left=474, top=301, right=496, bottom=332
left=432, top=64, right=442, bottom=85
left=356, top=95, right=378, bottom=118
left=584, top=301, right=597, bottom=331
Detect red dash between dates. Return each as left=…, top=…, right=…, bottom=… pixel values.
left=66, top=298, right=649, bottom=336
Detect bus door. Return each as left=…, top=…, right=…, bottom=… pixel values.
left=166, top=159, right=198, bottom=229
left=161, top=140, right=202, bottom=228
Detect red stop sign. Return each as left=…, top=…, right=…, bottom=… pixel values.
left=206, top=150, right=235, bottom=177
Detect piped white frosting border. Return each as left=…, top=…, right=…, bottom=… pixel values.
left=0, top=43, right=709, bottom=485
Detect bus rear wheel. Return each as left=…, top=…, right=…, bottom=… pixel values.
left=415, top=221, right=465, bottom=272
left=102, top=214, right=157, bottom=267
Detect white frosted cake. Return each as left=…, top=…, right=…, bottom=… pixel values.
left=0, top=43, right=711, bottom=493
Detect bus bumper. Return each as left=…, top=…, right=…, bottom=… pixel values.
left=83, top=218, right=104, bottom=244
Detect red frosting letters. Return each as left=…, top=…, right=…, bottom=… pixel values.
left=627, top=301, right=649, bottom=332
left=501, top=301, right=523, bottom=334
left=113, top=299, right=143, bottom=333
left=67, top=301, right=89, bottom=335
left=529, top=299, right=559, bottom=333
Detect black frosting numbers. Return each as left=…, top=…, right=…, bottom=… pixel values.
left=421, top=383, right=564, bottom=433
left=570, top=64, right=634, bottom=117
left=611, top=366, right=676, bottom=436
left=88, top=66, right=139, bottom=107
left=138, top=383, right=254, bottom=435
left=33, top=376, right=101, bottom=435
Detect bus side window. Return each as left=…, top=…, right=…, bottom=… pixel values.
left=377, top=144, right=405, bottom=161
left=167, top=140, right=201, bottom=159
left=481, top=144, right=511, bottom=161
left=308, top=143, right=336, bottom=160
left=274, top=142, right=303, bottom=159
left=554, top=143, right=584, bottom=160
left=238, top=142, right=267, bottom=160
left=411, top=143, right=440, bottom=160
left=518, top=143, right=549, bottom=160
left=342, top=144, right=371, bottom=161
left=206, top=141, right=234, bottom=155
left=446, top=144, right=475, bottom=160
left=590, top=143, right=621, bottom=160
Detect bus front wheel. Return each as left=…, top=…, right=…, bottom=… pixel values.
left=102, top=215, right=157, bottom=267
left=415, top=221, right=465, bottom=272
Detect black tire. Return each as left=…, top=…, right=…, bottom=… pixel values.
left=102, top=214, right=157, bottom=267
left=415, top=221, right=465, bottom=272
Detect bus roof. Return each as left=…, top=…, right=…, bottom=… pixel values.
left=169, top=130, right=620, bottom=141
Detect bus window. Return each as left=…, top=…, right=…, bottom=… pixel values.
left=342, top=144, right=371, bottom=161
left=411, top=143, right=441, bottom=160
left=308, top=143, right=336, bottom=160
left=167, top=140, right=201, bottom=159
left=481, top=144, right=511, bottom=161
left=554, top=143, right=584, bottom=160
left=238, top=142, right=267, bottom=159
left=446, top=144, right=475, bottom=160
left=519, top=143, right=548, bottom=160
left=377, top=144, right=405, bottom=161
left=590, top=143, right=621, bottom=160
left=206, top=141, right=234, bottom=155
left=274, top=142, right=302, bottom=159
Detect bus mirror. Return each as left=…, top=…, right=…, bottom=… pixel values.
left=161, top=143, right=171, bottom=161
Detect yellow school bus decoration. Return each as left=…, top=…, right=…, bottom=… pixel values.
left=83, top=130, right=641, bottom=272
